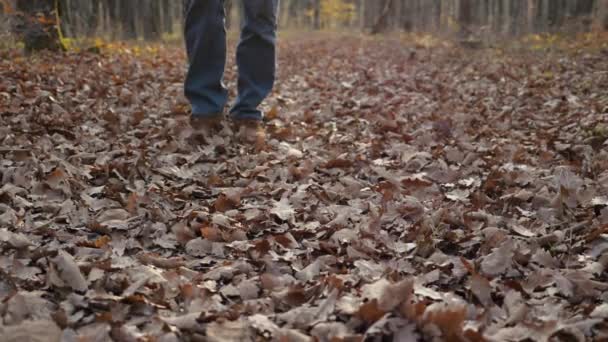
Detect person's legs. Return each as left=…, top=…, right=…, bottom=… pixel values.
left=231, top=0, right=279, bottom=121
left=183, top=0, right=228, bottom=118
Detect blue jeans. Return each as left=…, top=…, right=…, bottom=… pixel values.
left=184, top=0, right=278, bottom=121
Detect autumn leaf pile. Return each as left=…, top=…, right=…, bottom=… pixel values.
left=1, top=35, right=608, bottom=341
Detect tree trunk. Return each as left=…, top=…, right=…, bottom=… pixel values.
left=142, top=0, right=162, bottom=40
left=371, top=0, right=394, bottom=34
left=459, top=0, right=473, bottom=35
left=119, top=0, right=137, bottom=40
left=15, top=0, right=65, bottom=52
left=600, top=0, right=608, bottom=30
left=313, top=0, right=321, bottom=30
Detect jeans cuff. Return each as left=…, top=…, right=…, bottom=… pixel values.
left=230, top=111, right=262, bottom=121
left=191, top=107, right=224, bottom=119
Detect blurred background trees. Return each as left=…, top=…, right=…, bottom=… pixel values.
left=2, top=0, right=607, bottom=51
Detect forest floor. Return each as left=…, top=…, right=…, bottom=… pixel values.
left=1, top=33, right=608, bottom=341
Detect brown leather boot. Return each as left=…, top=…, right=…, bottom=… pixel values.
left=233, top=119, right=266, bottom=148
left=190, top=115, right=223, bottom=143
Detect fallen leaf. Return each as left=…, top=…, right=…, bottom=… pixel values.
left=270, top=197, right=295, bottom=221
left=52, top=250, right=88, bottom=292
left=0, top=320, right=62, bottom=342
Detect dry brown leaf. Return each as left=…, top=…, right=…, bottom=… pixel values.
left=201, top=226, right=223, bottom=242
left=136, top=253, right=185, bottom=269
left=356, top=299, right=386, bottom=323
left=126, top=192, right=138, bottom=214
left=270, top=197, right=295, bottom=221
left=423, top=303, right=467, bottom=341
left=0, top=320, right=62, bottom=342
left=0, top=228, right=32, bottom=249
left=52, top=250, right=88, bottom=293
left=469, top=273, right=493, bottom=307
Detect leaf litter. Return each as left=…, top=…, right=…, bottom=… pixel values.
left=1, top=35, right=608, bottom=341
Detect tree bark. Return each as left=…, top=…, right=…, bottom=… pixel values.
left=371, top=0, right=394, bottom=34
left=15, top=0, right=65, bottom=52
left=119, top=0, right=137, bottom=40
left=313, top=0, right=321, bottom=30
left=459, top=0, right=473, bottom=34
left=600, top=0, right=608, bottom=29
left=142, top=0, right=162, bottom=40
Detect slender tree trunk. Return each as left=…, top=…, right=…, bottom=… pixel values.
left=458, top=0, right=473, bottom=36
left=119, top=0, right=137, bottom=40
left=371, top=0, right=394, bottom=34
left=598, top=0, right=608, bottom=29
left=313, top=0, right=321, bottom=30
left=161, top=0, right=174, bottom=35
left=142, top=0, right=162, bottom=40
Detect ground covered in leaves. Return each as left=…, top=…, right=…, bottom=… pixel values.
left=1, top=34, right=608, bottom=341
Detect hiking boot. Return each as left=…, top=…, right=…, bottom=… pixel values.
left=190, top=115, right=223, bottom=143
left=233, top=119, right=266, bottom=148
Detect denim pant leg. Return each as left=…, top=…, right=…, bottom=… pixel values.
left=230, top=0, right=279, bottom=121
left=184, top=0, right=228, bottom=118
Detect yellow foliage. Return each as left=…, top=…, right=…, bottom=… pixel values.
left=321, top=0, right=356, bottom=27
left=59, top=37, right=74, bottom=50
left=306, top=0, right=356, bottom=28
left=521, top=31, right=608, bottom=52
left=411, top=34, right=444, bottom=48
